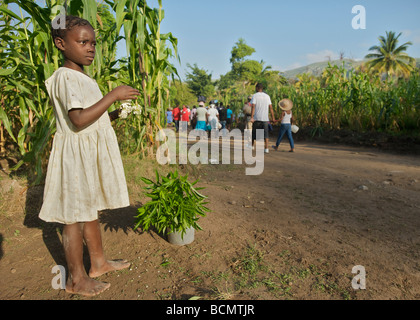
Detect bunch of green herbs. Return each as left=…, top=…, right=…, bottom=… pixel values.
left=134, top=170, right=210, bottom=238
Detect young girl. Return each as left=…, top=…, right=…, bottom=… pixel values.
left=39, top=15, right=140, bottom=296
left=272, top=99, right=295, bottom=152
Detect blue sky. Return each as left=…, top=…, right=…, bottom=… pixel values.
left=11, top=0, right=420, bottom=80
left=142, top=0, right=420, bottom=80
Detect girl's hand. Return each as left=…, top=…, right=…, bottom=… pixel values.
left=69, top=86, right=139, bottom=130
left=111, top=86, right=140, bottom=102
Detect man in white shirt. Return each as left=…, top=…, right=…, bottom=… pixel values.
left=250, top=83, right=276, bottom=153
left=194, top=102, right=208, bottom=131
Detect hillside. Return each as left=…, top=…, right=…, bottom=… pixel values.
left=281, top=59, right=365, bottom=79
left=281, top=58, right=420, bottom=79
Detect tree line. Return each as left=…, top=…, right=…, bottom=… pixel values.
left=172, top=32, right=419, bottom=135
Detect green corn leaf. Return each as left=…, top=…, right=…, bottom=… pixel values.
left=0, top=105, right=17, bottom=143
left=0, top=5, right=23, bottom=21
left=0, top=65, right=18, bottom=76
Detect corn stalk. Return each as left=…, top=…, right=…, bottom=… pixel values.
left=1, top=0, right=59, bottom=183
left=267, top=63, right=420, bottom=135
left=108, top=0, right=179, bottom=157
left=0, top=0, right=180, bottom=183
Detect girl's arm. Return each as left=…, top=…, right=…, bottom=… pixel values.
left=69, top=86, right=139, bottom=130
left=269, top=104, right=275, bottom=122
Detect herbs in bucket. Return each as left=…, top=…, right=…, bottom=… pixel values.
left=134, top=170, right=210, bottom=245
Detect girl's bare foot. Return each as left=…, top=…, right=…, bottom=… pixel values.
left=89, top=259, right=131, bottom=278
left=66, top=277, right=110, bottom=297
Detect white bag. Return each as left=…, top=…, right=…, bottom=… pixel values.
left=291, top=125, right=299, bottom=133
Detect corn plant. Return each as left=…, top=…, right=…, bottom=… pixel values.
left=1, top=0, right=180, bottom=183
left=104, top=0, right=180, bottom=157
left=266, top=63, right=420, bottom=135
left=1, top=0, right=60, bottom=183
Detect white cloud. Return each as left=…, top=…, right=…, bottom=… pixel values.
left=285, top=62, right=303, bottom=70
left=278, top=62, right=303, bottom=72
left=305, top=50, right=339, bottom=64
left=277, top=49, right=359, bottom=72
left=402, top=29, right=420, bottom=45
left=276, top=51, right=338, bottom=72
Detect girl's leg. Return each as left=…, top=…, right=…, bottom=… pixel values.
left=83, top=220, right=130, bottom=278
left=273, top=125, right=286, bottom=150
left=285, top=125, right=295, bottom=151
left=63, top=223, right=110, bottom=296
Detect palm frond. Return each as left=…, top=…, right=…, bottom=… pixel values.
left=364, top=31, right=415, bottom=77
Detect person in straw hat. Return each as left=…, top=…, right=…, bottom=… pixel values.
left=272, top=98, right=295, bottom=152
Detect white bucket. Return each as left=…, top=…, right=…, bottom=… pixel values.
left=167, top=227, right=195, bottom=246
left=291, top=125, right=299, bottom=133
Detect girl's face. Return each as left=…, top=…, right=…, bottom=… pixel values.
left=56, top=25, right=96, bottom=71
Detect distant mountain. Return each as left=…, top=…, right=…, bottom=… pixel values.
left=281, top=59, right=365, bottom=79
left=281, top=58, right=420, bottom=79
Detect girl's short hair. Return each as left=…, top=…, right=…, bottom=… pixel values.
left=51, top=15, right=93, bottom=44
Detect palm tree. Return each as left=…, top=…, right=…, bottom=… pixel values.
left=365, top=31, right=415, bottom=78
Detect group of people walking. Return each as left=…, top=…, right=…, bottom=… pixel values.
left=165, top=83, right=296, bottom=153
left=166, top=99, right=234, bottom=134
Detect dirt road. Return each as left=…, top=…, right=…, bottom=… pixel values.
left=1, top=138, right=419, bottom=300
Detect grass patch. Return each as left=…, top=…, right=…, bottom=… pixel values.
left=229, top=243, right=293, bottom=298
left=197, top=243, right=356, bottom=300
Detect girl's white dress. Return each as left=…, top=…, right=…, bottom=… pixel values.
left=39, top=67, right=129, bottom=224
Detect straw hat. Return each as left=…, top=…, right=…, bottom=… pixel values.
left=279, top=99, right=293, bottom=111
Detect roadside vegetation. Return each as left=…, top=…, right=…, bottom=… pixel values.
left=1, top=0, right=419, bottom=185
